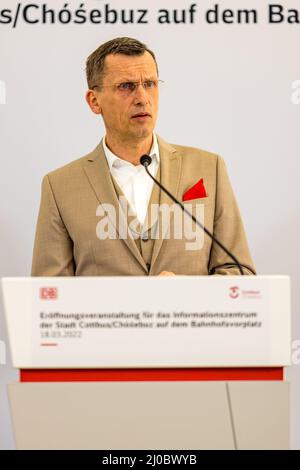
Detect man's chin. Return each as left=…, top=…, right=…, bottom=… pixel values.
left=129, top=126, right=154, bottom=141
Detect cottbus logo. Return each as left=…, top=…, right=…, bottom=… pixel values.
left=39, top=287, right=58, bottom=300
left=229, top=286, right=240, bottom=299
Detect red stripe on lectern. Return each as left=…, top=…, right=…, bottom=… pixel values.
left=20, top=367, right=284, bottom=382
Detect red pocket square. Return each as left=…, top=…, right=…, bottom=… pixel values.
left=183, top=179, right=207, bottom=202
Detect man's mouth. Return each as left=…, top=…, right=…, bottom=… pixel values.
left=131, top=112, right=151, bottom=120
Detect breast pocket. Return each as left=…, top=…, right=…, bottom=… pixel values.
left=182, top=196, right=210, bottom=207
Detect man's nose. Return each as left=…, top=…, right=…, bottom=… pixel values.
left=133, top=83, right=149, bottom=105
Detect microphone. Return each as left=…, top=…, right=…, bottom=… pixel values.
left=140, top=154, right=244, bottom=275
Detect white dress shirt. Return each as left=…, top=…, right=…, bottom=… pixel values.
left=103, top=134, right=160, bottom=225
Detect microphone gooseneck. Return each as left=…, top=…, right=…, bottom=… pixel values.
left=140, top=154, right=244, bottom=275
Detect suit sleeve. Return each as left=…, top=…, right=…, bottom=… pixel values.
left=31, top=175, right=75, bottom=276
left=208, top=155, right=256, bottom=276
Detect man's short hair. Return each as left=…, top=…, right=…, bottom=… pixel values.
left=86, top=37, right=158, bottom=89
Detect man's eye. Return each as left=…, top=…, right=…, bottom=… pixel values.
left=144, top=80, right=156, bottom=88
left=118, top=82, right=136, bottom=91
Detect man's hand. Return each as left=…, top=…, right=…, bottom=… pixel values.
left=158, top=271, right=176, bottom=276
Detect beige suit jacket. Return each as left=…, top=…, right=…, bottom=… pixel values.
left=31, top=136, right=255, bottom=276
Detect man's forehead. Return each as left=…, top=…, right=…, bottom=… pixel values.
left=103, top=52, right=157, bottom=79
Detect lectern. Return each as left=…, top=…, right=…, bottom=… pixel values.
left=1, top=275, right=291, bottom=449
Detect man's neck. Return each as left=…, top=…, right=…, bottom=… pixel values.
left=105, top=134, right=153, bottom=166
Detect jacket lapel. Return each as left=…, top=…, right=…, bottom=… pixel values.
left=150, top=136, right=182, bottom=271
left=140, top=165, right=161, bottom=234
left=83, top=142, right=148, bottom=272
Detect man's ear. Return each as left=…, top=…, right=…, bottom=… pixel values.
left=85, top=90, right=102, bottom=115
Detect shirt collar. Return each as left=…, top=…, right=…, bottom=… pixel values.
left=103, top=134, right=160, bottom=171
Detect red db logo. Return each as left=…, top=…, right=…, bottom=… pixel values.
left=40, top=287, right=58, bottom=300
left=229, top=286, right=239, bottom=299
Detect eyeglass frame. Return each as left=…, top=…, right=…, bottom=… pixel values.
left=90, top=79, right=164, bottom=94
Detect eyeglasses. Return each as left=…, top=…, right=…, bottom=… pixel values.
left=91, top=79, right=164, bottom=95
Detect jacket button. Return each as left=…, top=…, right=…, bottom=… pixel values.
left=146, top=263, right=151, bottom=271
left=141, top=236, right=149, bottom=242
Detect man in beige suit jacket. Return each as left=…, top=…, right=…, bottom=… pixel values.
left=32, top=37, right=255, bottom=277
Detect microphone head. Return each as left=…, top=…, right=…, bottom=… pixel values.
left=140, top=155, right=152, bottom=167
